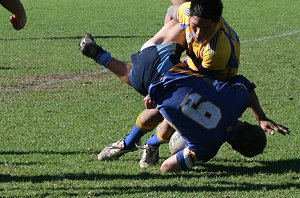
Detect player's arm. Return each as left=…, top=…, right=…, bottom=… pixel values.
left=249, top=91, right=290, bottom=135
left=0, top=0, right=27, bottom=30
left=231, top=75, right=290, bottom=135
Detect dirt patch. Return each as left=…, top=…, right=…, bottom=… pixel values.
left=0, top=72, right=111, bottom=93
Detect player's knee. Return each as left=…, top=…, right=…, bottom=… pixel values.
left=159, top=132, right=173, bottom=141
left=157, top=125, right=175, bottom=141
left=136, top=109, right=163, bottom=131
left=160, top=154, right=181, bottom=172
left=160, top=160, right=173, bottom=173
left=137, top=109, right=162, bottom=126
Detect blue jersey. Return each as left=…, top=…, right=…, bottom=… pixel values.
left=149, top=64, right=254, bottom=163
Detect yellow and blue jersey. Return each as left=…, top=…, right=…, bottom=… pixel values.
left=177, top=2, right=240, bottom=81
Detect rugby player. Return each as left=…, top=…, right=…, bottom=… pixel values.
left=96, top=0, right=241, bottom=168
left=80, top=0, right=288, bottom=169
left=79, top=35, right=289, bottom=172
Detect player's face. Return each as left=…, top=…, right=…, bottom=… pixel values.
left=190, top=15, right=216, bottom=42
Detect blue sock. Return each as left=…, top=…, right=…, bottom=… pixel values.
left=124, top=125, right=148, bottom=149
left=95, top=51, right=112, bottom=67
left=146, top=132, right=162, bottom=147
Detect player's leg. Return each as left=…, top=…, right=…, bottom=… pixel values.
left=160, top=147, right=201, bottom=173
left=124, top=108, right=163, bottom=149
left=145, top=19, right=186, bottom=47
left=164, top=4, right=180, bottom=24
left=164, top=0, right=190, bottom=24
left=79, top=34, right=132, bottom=85
left=140, top=119, right=175, bottom=168
left=97, top=108, right=163, bottom=161
left=160, top=154, right=180, bottom=173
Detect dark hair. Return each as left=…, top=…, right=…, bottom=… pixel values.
left=229, top=122, right=267, bottom=158
left=190, top=0, right=223, bottom=22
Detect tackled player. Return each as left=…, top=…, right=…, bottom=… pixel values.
left=79, top=33, right=289, bottom=172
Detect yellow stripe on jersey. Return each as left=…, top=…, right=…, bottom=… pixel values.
left=168, top=63, right=215, bottom=88
left=169, top=63, right=203, bottom=78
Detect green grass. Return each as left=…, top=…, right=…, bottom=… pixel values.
left=0, top=0, right=299, bottom=197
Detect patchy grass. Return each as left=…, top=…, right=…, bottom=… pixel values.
left=0, top=0, right=299, bottom=197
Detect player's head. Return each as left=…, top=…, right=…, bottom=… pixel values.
left=190, top=0, right=223, bottom=21
left=189, top=0, right=223, bottom=42
left=229, top=121, right=267, bottom=158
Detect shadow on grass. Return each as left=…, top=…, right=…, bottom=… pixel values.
left=0, top=150, right=90, bottom=155
left=0, top=171, right=299, bottom=196
left=0, top=159, right=299, bottom=183
left=198, top=158, right=300, bottom=176
left=17, top=180, right=299, bottom=197
left=83, top=182, right=300, bottom=196
left=0, top=35, right=151, bottom=41
left=0, top=67, right=15, bottom=70
left=0, top=66, right=42, bottom=70
left=0, top=161, right=45, bottom=166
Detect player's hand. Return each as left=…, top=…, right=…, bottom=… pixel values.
left=10, top=15, right=26, bottom=30
left=259, top=119, right=290, bottom=135
left=144, top=95, right=156, bottom=109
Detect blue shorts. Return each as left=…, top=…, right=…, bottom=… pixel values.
left=129, top=43, right=184, bottom=96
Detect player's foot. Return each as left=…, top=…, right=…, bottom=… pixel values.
left=139, top=144, right=159, bottom=169
left=79, top=33, right=103, bottom=59
left=97, top=139, right=139, bottom=161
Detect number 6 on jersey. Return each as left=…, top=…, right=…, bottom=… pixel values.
left=181, top=93, right=222, bottom=129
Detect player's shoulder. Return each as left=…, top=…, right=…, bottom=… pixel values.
left=205, top=20, right=235, bottom=58
left=219, top=18, right=240, bottom=43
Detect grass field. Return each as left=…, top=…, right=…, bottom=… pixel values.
left=0, top=0, right=299, bottom=197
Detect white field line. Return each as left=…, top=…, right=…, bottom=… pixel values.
left=241, top=29, right=300, bottom=43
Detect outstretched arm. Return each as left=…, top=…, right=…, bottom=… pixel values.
left=0, top=0, right=27, bottom=30
left=249, top=91, right=290, bottom=135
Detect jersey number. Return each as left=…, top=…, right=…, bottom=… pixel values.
left=181, top=93, right=221, bottom=129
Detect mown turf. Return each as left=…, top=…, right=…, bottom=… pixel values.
left=0, top=0, right=299, bottom=197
